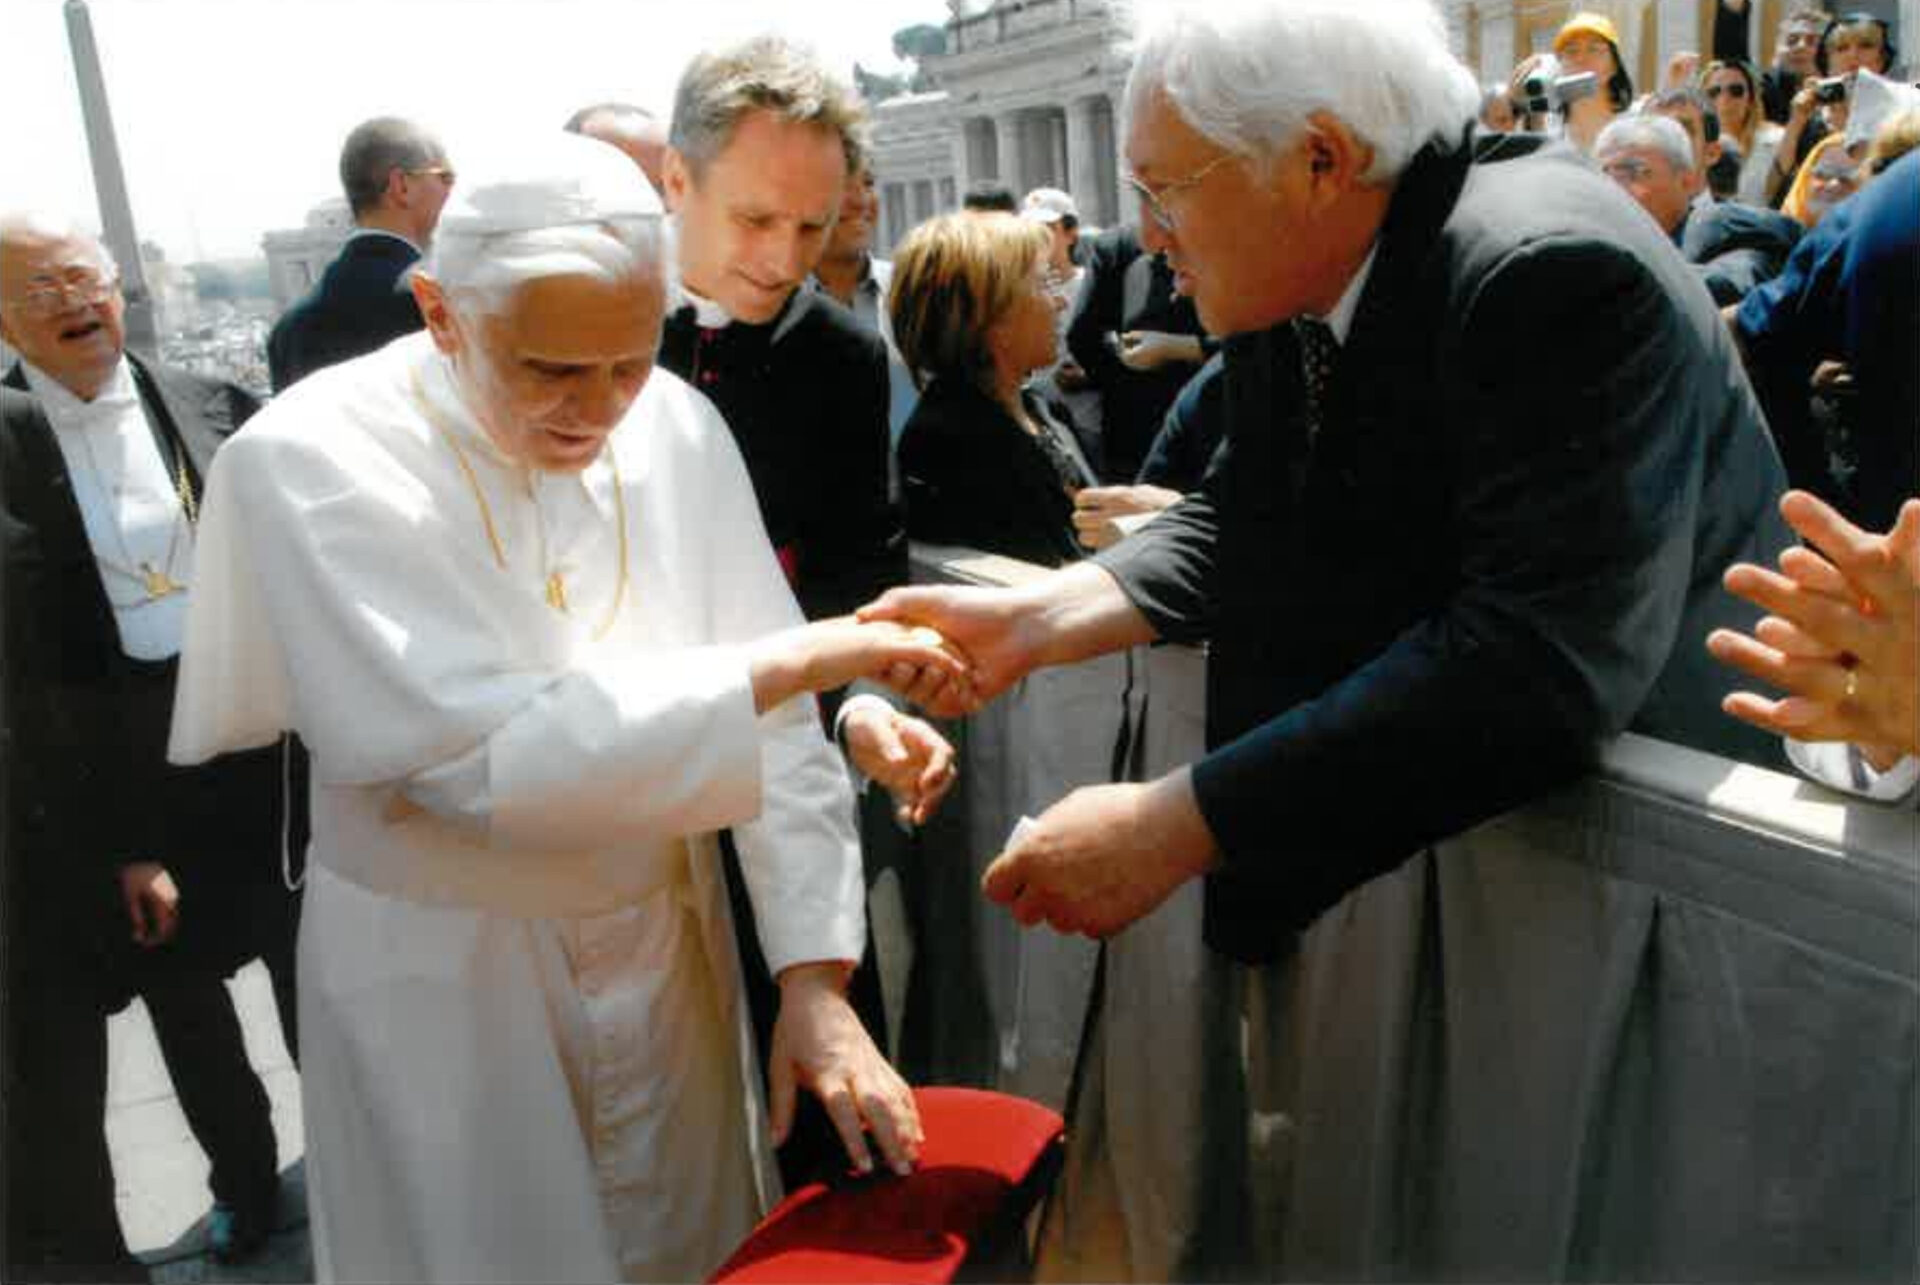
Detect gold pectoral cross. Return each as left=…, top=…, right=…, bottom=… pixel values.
left=545, top=571, right=570, bottom=614
left=140, top=562, right=183, bottom=600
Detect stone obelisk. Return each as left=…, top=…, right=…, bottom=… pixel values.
left=65, top=0, right=157, bottom=352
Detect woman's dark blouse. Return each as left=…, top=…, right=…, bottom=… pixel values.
left=898, top=377, right=1095, bottom=568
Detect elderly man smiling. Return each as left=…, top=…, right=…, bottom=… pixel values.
left=168, top=134, right=959, bottom=1284
left=866, top=0, right=1788, bottom=951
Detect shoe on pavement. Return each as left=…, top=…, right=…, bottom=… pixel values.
left=207, top=1200, right=272, bottom=1264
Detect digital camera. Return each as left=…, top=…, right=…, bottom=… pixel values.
left=1521, top=55, right=1601, bottom=114
left=1812, top=76, right=1850, bottom=105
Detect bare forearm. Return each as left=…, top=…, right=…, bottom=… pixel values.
left=1016, top=561, right=1158, bottom=672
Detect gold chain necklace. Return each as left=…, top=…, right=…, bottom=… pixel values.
left=73, top=418, right=197, bottom=605
left=410, top=366, right=630, bottom=640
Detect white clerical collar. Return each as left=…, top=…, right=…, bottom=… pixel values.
left=1304, top=244, right=1379, bottom=347
left=22, top=355, right=136, bottom=422
left=349, top=227, right=422, bottom=254
left=674, top=283, right=735, bottom=329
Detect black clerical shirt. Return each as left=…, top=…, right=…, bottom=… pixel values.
left=659, top=289, right=905, bottom=623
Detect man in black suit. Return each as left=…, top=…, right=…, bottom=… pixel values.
left=1065, top=223, right=1211, bottom=483
left=863, top=0, right=1789, bottom=956
left=267, top=117, right=452, bottom=392
left=654, top=34, right=953, bottom=1185
left=1596, top=112, right=1801, bottom=304
left=1, top=216, right=289, bottom=1278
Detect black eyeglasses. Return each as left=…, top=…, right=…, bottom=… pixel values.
left=1706, top=82, right=1749, bottom=99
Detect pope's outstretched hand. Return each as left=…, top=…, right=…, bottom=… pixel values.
left=747, top=616, right=973, bottom=713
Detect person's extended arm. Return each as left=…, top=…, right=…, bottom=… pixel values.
left=983, top=243, right=1724, bottom=940
left=860, top=559, right=1155, bottom=716
left=172, top=405, right=960, bottom=855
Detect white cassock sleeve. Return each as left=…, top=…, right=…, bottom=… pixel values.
left=169, top=373, right=864, bottom=970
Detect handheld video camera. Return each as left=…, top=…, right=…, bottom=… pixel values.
left=1521, top=54, right=1601, bottom=114
left=1812, top=76, right=1850, bottom=105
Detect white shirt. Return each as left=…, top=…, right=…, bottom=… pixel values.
left=27, top=357, right=196, bottom=661
left=1313, top=244, right=1379, bottom=346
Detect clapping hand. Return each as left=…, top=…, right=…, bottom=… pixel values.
left=1708, top=492, right=1920, bottom=763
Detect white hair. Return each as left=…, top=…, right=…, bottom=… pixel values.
left=1121, top=0, right=1481, bottom=184
left=427, top=216, right=675, bottom=318
left=1595, top=114, right=1694, bottom=173
left=0, top=210, right=114, bottom=273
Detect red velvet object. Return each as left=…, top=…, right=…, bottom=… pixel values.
left=709, top=1087, right=1066, bottom=1285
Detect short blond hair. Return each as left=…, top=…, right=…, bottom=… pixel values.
left=669, top=35, right=869, bottom=180
left=888, top=212, right=1050, bottom=392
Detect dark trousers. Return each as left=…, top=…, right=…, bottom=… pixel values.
left=2, top=971, right=147, bottom=1284
left=139, top=959, right=279, bottom=1217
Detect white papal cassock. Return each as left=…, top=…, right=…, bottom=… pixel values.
left=168, top=331, right=866, bottom=1283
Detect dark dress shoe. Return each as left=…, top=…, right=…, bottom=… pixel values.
left=207, top=1201, right=272, bottom=1264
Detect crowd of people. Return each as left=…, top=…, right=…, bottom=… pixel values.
left=2, top=0, right=1915, bottom=1282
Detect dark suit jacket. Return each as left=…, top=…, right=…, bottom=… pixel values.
left=1138, top=354, right=1226, bottom=492
left=267, top=232, right=423, bottom=392
left=1677, top=200, right=1802, bottom=305
left=1099, top=131, right=1791, bottom=963
left=899, top=378, right=1091, bottom=568
left=658, top=288, right=906, bottom=623
left=1066, top=225, right=1208, bottom=484
left=1, top=356, right=281, bottom=1005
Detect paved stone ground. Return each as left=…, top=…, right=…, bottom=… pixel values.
left=105, top=961, right=312, bottom=1283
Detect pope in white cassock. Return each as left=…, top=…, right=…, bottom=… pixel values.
left=167, top=134, right=960, bottom=1284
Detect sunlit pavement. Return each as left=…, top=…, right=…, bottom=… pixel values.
left=106, top=961, right=312, bottom=1283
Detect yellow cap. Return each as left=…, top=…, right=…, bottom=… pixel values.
left=1554, top=11, right=1620, bottom=53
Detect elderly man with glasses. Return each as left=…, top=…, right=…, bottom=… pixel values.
left=1, top=213, right=292, bottom=1279
left=865, top=8, right=1791, bottom=1266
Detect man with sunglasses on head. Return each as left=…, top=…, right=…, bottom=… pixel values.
left=267, top=116, right=454, bottom=392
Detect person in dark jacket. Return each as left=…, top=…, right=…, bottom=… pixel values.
left=891, top=211, right=1098, bottom=568
left=266, top=117, right=452, bottom=392
left=1, top=214, right=288, bottom=1279
left=1596, top=113, right=1801, bottom=304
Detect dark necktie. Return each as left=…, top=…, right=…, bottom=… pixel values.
left=1293, top=317, right=1339, bottom=444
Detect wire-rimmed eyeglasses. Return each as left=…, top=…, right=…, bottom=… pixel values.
left=1125, top=151, right=1238, bottom=232
left=0, top=273, right=120, bottom=318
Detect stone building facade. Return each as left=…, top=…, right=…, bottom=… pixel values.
left=868, top=0, right=1914, bottom=253
left=261, top=198, right=352, bottom=311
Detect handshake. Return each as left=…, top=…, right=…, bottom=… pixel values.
left=746, top=587, right=1022, bottom=828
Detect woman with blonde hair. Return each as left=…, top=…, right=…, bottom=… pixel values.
left=889, top=211, right=1097, bottom=567
left=1703, top=58, right=1786, bottom=204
